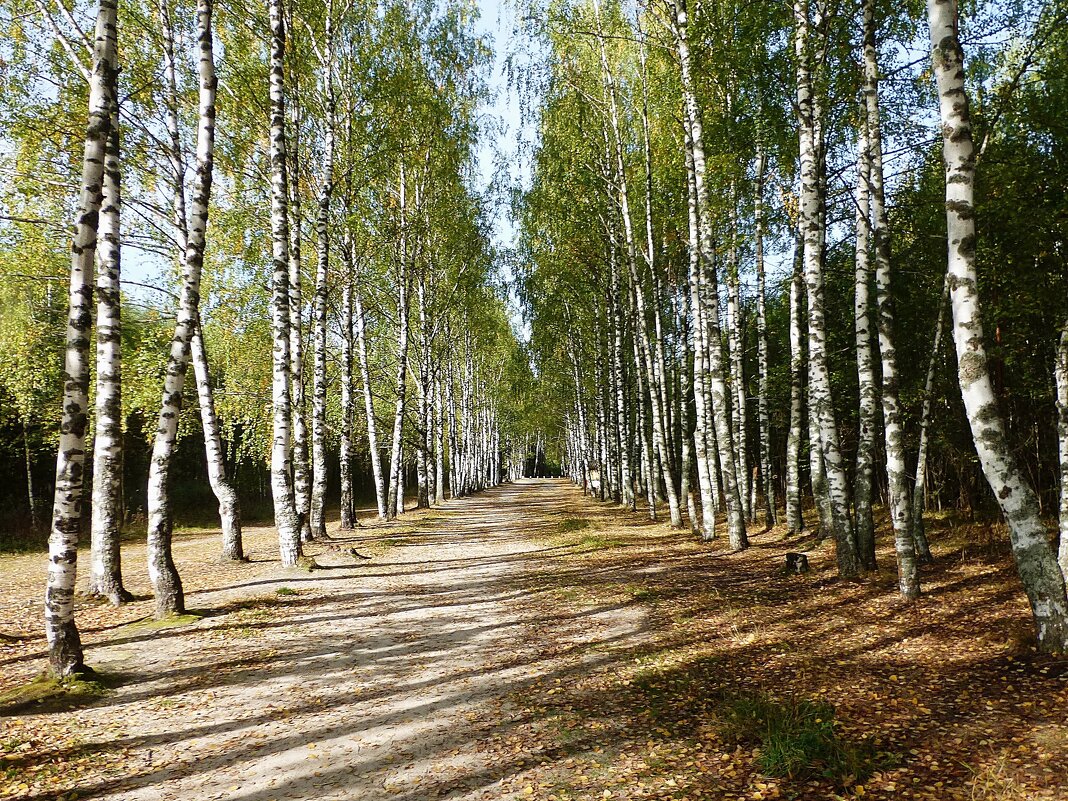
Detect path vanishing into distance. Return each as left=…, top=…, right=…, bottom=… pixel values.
left=5, top=478, right=1068, bottom=801
left=3, top=480, right=651, bottom=801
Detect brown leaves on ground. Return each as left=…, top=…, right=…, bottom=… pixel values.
left=476, top=499, right=1068, bottom=801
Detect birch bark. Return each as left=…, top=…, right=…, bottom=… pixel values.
left=865, top=0, right=919, bottom=597
left=684, top=135, right=717, bottom=538
left=287, top=87, right=312, bottom=543
left=754, top=148, right=776, bottom=530
left=1057, top=318, right=1068, bottom=581
left=785, top=261, right=805, bottom=533
left=853, top=118, right=879, bottom=570
left=160, top=0, right=241, bottom=562
left=146, top=0, right=219, bottom=613
left=928, top=0, right=1068, bottom=648
left=268, top=0, right=302, bottom=566
left=386, top=165, right=410, bottom=520
left=46, top=0, right=117, bottom=676
left=911, top=273, right=948, bottom=560
left=339, top=276, right=355, bottom=530
left=794, top=0, right=858, bottom=575
left=593, top=0, right=681, bottom=526
left=354, top=281, right=386, bottom=518
left=190, top=319, right=243, bottom=560
left=310, top=16, right=335, bottom=539
left=88, top=65, right=129, bottom=605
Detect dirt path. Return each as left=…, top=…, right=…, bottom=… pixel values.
left=3, top=479, right=644, bottom=801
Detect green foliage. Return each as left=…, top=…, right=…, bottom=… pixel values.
left=719, top=694, right=875, bottom=784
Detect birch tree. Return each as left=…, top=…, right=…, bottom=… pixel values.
left=145, top=0, right=219, bottom=616
left=268, top=0, right=302, bottom=566
left=87, top=63, right=130, bottom=604
left=793, top=0, right=858, bottom=575
left=45, top=0, right=117, bottom=676
left=927, top=0, right=1068, bottom=648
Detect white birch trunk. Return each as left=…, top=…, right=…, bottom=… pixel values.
left=1057, top=318, right=1068, bottom=581
left=726, top=197, right=750, bottom=522
left=865, top=0, right=919, bottom=597
left=611, top=275, right=633, bottom=509
left=684, top=134, right=717, bottom=538
left=435, top=372, right=446, bottom=504
left=785, top=258, right=805, bottom=534
left=46, top=0, right=117, bottom=676
left=754, top=148, right=776, bottom=530
left=386, top=166, right=410, bottom=520
left=354, top=283, right=386, bottom=518
left=853, top=117, right=879, bottom=570
left=268, top=0, right=302, bottom=566
left=794, top=0, right=858, bottom=575
left=147, top=0, right=219, bottom=613
left=593, top=0, right=681, bottom=526
left=928, top=0, right=1068, bottom=648
left=310, top=18, right=334, bottom=540
left=911, top=273, right=948, bottom=560
left=190, top=319, right=243, bottom=560
left=339, top=277, right=355, bottom=530
left=161, top=0, right=240, bottom=562
left=287, top=91, right=312, bottom=543
left=88, top=70, right=130, bottom=605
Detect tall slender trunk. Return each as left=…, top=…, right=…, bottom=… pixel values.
left=672, top=0, right=747, bottom=549
left=684, top=134, right=716, bottom=538
left=631, top=318, right=657, bottom=519
left=147, top=0, right=219, bottom=613
left=191, top=318, right=243, bottom=560
left=611, top=268, right=633, bottom=509
left=785, top=257, right=805, bottom=533
left=754, top=148, right=776, bottom=530
left=928, top=0, right=1068, bottom=649
left=853, top=116, right=879, bottom=570
left=680, top=290, right=699, bottom=533
left=47, top=0, right=117, bottom=676
left=1057, top=318, right=1068, bottom=581
left=161, top=0, right=239, bottom=562
left=911, top=273, right=949, bottom=560
left=310, top=15, right=335, bottom=540
left=726, top=193, right=750, bottom=522
left=448, top=361, right=459, bottom=496
left=416, top=278, right=431, bottom=509
left=354, top=281, right=386, bottom=518
left=865, top=0, right=919, bottom=598
left=88, top=66, right=130, bottom=605
left=386, top=165, right=410, bottom=520
left=794, top=0, right=858, bottom=575
left=287, top=84, right=312, bottom=543
left=339, top=277, right=355, bottom=530
left=268, top=0, right=302, bottom=566
left=24, top=417, right=39, bottom=531
left=435, top=372, right=446, bottom=504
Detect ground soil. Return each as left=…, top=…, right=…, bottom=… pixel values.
left=2, top=479, right=1067, bottom=800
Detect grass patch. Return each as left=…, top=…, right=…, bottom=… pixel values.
left=558, top=517, right=590, bottom=533
left=275, top=586, right=299, bottom=596
left=0, top=671, right=114, bottom=714
left=719, top=693, right=876, bottom=784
